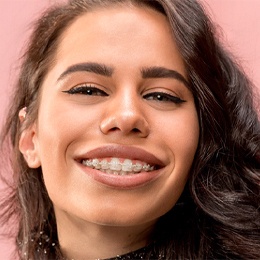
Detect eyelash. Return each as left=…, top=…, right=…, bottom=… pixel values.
left=143, top=92, right=186, bottom=104
left=63, top=85, right=108, bottom=96
left=63, top=84, right=186, bottom=104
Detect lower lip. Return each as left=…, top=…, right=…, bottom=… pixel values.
left=77, top=162, right=163, bottom=189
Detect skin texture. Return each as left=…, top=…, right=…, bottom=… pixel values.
left=19, top=5, right=199, bottom=259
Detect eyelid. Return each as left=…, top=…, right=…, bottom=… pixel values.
left=143, top=87, right=186, bottom=101
left=143, top=86, right=181, bottom=96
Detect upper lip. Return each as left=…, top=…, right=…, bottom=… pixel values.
left=75, top=145, right=165, bottom=167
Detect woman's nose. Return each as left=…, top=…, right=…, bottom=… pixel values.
left=99, top=92, right=150, bottom=138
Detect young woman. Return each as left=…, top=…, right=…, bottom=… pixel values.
left=1, top=0, right=259, bottom=259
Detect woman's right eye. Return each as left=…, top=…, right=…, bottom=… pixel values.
left=63, top=84, right=108, bottom=96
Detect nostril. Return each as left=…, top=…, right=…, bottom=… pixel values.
left=132, top=128, right=141, bottom=133
left=111, top=127, right=119, bottom=132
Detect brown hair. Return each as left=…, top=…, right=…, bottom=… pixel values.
left=1, top=0, right=259, bottom=259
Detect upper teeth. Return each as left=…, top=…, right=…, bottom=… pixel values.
left=82, top=158, right=154, bottom=174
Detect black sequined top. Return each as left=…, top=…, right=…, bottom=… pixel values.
left=105, top=242, right=165, bottom=260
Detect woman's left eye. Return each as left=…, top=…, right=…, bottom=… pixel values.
left=143, top=92, right=186, bottom=104
left=63, top=85, right=108, bottom=96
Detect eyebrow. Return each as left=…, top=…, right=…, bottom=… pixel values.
left=57, top=62, right=189, bottom=87
left=57, top=62, right=114, bottom=81
left=141, top=66, right=189, bottom=87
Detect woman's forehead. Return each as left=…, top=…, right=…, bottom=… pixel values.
left=50, top=5, right=186, bottom=82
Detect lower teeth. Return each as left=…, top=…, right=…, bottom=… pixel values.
left=100, top=169, right=137, bottom=175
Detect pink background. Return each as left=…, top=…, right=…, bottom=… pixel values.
left=0, top=0, right=260, bottom=258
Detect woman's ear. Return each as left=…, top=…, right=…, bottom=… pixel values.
left=19, top=123, right=41, bottom=168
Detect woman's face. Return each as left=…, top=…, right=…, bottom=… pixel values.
left=21, top=6, right=199, bottom=227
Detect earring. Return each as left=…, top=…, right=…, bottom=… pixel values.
left=19, top=107, right=27, bottom=122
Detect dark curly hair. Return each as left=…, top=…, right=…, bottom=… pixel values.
left=1, top=0, right=259, bottom=259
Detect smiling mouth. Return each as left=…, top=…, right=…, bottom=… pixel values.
left=81, top=158, right=158, bottom=176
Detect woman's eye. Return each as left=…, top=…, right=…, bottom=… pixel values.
left=63, top=85, right=108, bottom=96
left=143, top=92, right=186, bottom=104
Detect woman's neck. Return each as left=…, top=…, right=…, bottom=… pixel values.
left=55, top=209, right=156, bottom=260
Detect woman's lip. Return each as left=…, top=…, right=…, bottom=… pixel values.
left=75, top=145, right=166, bottom=189
left=75, top=145, right=165, bottom=167
left=77, top=163, right=164, bottom=189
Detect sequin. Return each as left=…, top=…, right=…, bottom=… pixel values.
left=21, top=231, right=165, bottom=260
